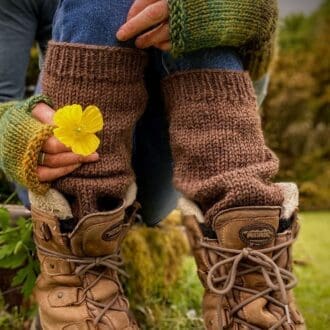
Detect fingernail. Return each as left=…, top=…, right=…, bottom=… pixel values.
left=92, top=153, right=100, bottom=160
left=116, top=29, right=125, bottom=41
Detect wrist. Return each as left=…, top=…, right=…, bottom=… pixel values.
left=0, top=95, right=54, bottom=194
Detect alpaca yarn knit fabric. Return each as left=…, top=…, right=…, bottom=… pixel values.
left=42, top=41, right=148, bottom=219
left=0, top=95, right=53, bottom=194
left=162, top=70, right=283, bottom=224
left=168, top=0, right=279, bottom=80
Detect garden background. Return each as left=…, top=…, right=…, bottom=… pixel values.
left=0, top=0, right=329, bottom=329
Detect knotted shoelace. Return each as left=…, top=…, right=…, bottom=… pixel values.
left=200, top=237, right=298, bottom=330
left=37, top=244, right=130, bottom=327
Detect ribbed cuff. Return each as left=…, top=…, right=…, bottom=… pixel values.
left=162, top=70, right=255, bottom=105
left=168, top=0, right=186, bottom=57
left=0, top=96, right=54, bottom=195
left=20, top=124, right=53, bottom=195
left=168, top=0, right=278, bottom=78
left=43, top=41, right=148, bottom=82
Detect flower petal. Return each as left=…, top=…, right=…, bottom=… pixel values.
left=71, top=133, right=100, bottom=156
left=53, top=127, right=76, bottom=148
left=54, top=104, right=83, bottom=128
left=81, top=105, right=104, bottom=133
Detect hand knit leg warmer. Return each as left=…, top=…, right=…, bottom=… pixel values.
left=162, top=70, right=283, bottom=225
left=42, top=41, right=148, bottom=219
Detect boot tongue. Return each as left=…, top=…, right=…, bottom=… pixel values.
left=212, top=207, right=280, bottom=250
left=69, top=205, right=127, bottom=257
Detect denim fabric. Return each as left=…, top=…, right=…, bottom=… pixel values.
left=160, top=48, right=243, bottom=76
left=53, top=0, right=135, bottom=48
left=0, top=0, right=58, bottom=208
left=53, top=0, right=244, bottom=73
left=0, top=0, right=58, bottom=102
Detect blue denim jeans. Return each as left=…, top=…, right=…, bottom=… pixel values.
left=41, top=0, right=266, bottom=226
left=0, top=0, right=58, bottom=208
left=0, top=0, right=58, bottom=102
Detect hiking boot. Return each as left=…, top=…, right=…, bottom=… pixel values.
left=183, top=202, right=305, bottom=329
left=31, top=199, right=139, bottom=330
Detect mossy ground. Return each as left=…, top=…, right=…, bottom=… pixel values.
left=0, top=211, right=329, bottom=329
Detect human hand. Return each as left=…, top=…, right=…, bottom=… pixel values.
left=31, top=103, right=99, bottom=182
left=116, top=0, right=171, bottom=51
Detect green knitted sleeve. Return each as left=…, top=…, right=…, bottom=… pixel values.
left=0, top=95, right=54, bottom=195
left=168, top=0, right=279, bottom=80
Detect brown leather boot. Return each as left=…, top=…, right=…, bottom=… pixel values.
left=31, top=199, right=139, bottom=330
left=182, top=190, right=305, bottom=329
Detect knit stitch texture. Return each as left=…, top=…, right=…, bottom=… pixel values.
left=168, top=0, right=279, bottom=80
left=0, top=95, right=54, bottom=194
left=162, top=70, right=283, bottom=224
left=42, top=41, right=148, bottom=219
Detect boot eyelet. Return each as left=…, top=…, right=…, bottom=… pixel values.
left=40, top=223, right=52, bottom=242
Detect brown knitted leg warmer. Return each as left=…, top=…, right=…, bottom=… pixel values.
left=162, top=70, right=283, bottom=225
left=42, top=41, right=148, bottom=219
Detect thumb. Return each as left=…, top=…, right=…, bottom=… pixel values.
left=31, top=102, right=55, bottom=125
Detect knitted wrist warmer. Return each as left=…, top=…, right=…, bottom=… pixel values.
left=162, top=70, right=283, bottom=225
left=0, top=95, right=54, bottom=194
left=42, top=41, right=148, bottom=219
left=168, top=0, right=279, bottom=80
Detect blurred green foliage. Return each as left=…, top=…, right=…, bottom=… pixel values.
left=0, top=208, right=39, bottom=298
left=263, top=0, right=330, bottom=210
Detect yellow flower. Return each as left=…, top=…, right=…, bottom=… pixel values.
left=53, top=104, right=104, bottom=156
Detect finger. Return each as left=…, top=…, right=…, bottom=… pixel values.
left=32, top=103, right=55, bottom=125
left=154, top=40, right=172, bottom=52
left=117, top=0, right=169, bottom=41
left=135, top=23, right=169, bottom=49
left=43, top=152, right=99, bottom=168
left=42, top=136, right=71, bottom=154
left=127, top=0, right=159, bottom=21
left=37, top=164, right=82, bottom=182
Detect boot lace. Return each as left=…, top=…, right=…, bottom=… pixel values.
left=199, top=237, right=298, bottom=330
left=37, top=245, right=130, bottom=327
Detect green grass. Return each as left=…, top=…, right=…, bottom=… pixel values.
left=294, top=212, right=330, bottom=329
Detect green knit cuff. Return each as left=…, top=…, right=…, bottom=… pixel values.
left=240, top=35, right=278, bottom=81
left=0, top=95, right=54, bottom=195
left=168, top=0, right=279, bottom=80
